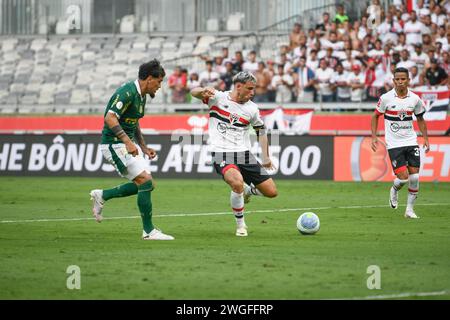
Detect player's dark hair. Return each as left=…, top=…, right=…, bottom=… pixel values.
left=394, top=67, right=409, bottom=77
left=138, top=59, right=166, bottom=80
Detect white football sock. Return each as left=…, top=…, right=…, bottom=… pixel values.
left=231, top=191, right=245, bottom=226
left=407, top=174, right=419, bottom=210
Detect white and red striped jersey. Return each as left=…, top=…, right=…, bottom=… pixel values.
left=203, top=90, right=264, bottom=152
left=375, top=88, right=426, bottom=149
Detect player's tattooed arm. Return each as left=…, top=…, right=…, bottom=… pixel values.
left=105, top=112, right=138, bottom=156
left=135, top=123, right=157, bottom=159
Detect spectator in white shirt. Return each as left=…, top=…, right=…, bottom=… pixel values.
left=431, top=5, right=447, bottom=26
left=347, top=64, right=365, bottom=102
left=435, top=26, right=448, bottom=50
left=377, top=13, right=403, bottom=44
left=314, top=59, right=334, bottom=102
left=410, top=43, right=430, bottom=73
left=404, top=11, right=425, bottom=45
left=242, top=50, right=259, bottom=74
left=416, top=0, right=430, bottom=20
left=306, top=49, right=320, bottom=72
left=199, top=60, right=221, bottom=89
left=341, top=48, right=362, bottom=72
left=331, top=63, right=351, bottom=102
left=396, top=49, right=417, bottom=70
left=320, top=31, right=344, bottom=51
left=295, top=56, right=316, bottom=103
left=368, top=39, right=384, bottom=63
left=409, top=65, right=423, bottom=88
left=393, top=32, right=411, bottom=53
left=271, top=64, right=294, bottom=103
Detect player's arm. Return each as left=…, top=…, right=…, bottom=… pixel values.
left=135, top=122, right=157, bottom=159
left=254, top=125, right=274, bottom=170
left=190, top=87, right=215, bottom=103
left=371, top=110, right=383, bottom=152
left=416, top=113, right=430, bottom=153
left=104, top=112, right=138, bottom=156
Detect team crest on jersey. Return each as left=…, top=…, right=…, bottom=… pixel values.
left=392, top=160, right=397, bottom=168
left=398, top=110, right=407, bottom=120
left=229, top=112, right=240, bottom=125
left=220, top=160, right=226, bottom=168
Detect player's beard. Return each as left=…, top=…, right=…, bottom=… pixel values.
left=149, top=92, right=155, bottom=98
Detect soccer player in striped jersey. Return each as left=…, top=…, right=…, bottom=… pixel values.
left=191, top=71, right=278, bottom=237
left=371, top=67, right=430, bottom=219
left=90, top=60, right=174, bottom=240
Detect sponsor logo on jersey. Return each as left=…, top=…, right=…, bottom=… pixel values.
left=217, top=122, right=227, bottom=133
left=390, top=122, right=412, bottom=132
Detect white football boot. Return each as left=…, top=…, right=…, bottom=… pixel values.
left=236, top=224, right=248, bottom=237
left=404, top=208, right=419, bottom=219
left=142, top=229, right=175, bottom=240
left=389, top=186, right=398, bottom=209
left=89, top=189, right=104, bottom=222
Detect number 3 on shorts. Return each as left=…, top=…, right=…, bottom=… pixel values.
left=414, top=147, right=419, bottom=157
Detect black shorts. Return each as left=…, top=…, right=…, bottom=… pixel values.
left=212, top=151, right=271, bottom=186
left=387, top=145, right=421, bottom=174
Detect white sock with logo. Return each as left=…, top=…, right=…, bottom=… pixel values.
left=231, top=191, right=245, bottom=227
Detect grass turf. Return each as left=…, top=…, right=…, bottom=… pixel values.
left=0, top=177, right=449, bottom=300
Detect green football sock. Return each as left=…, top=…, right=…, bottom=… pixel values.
left=103, top=182, right=138, bottom=201
left=137, top=180, right=154, bottom=234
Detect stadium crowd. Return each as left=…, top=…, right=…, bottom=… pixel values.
left=168, top=0, right=449, bottom=104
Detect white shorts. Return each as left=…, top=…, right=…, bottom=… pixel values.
left=100, top=143, right=151, bottom=181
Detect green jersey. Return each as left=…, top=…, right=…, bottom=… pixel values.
left=101, top=80, right=146, bottom=144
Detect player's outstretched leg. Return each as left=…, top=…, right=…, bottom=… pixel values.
left=89, top=183, right=138, bottom=222
left=137, top=180, right=174, bottom=240
left=405, top=173, right=420, bottom=219
left=390, top=178, right=407, bottom=209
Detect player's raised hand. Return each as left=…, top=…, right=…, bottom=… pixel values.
left=371, top=137, right=379, bottom=152
left=202, top=87, right=215, bottom=99
left=126, top=141, right=138, bottom=156
left=423, top=139, right=430, bottom=153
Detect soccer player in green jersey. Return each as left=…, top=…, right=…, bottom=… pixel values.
left=90, top=59, right=174, bottom=240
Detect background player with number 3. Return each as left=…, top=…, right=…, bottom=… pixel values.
left=371, top=67, right=430, bottom=219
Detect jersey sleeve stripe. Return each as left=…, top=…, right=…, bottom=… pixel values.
left=374, top=109, right=383, bottom=115
left=107, top=110, right=121, bottom=119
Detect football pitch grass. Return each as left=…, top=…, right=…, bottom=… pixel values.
left=0, top=177, right=449, bottom=300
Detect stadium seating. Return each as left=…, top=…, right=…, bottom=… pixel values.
left=0, top=34, right=285, bottom=113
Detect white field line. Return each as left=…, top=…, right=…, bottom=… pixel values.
left=329, top=289, right=449, bottom=300
left=0, top=203, right=449, bottom=224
